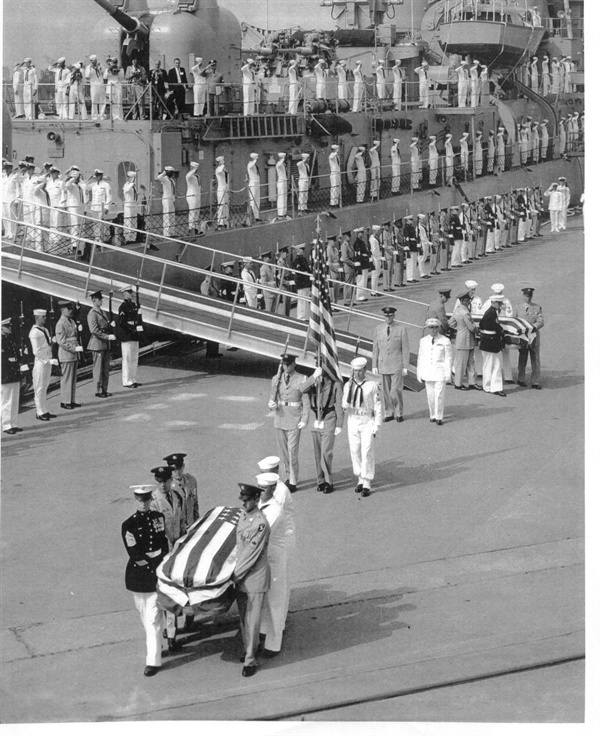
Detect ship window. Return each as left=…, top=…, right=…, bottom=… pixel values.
left=177, top=1, right=199, bottom=11
left=117, top=161, right=137, bottom=201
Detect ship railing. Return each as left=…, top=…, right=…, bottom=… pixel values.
left=2, top=205, right=430, bottom=338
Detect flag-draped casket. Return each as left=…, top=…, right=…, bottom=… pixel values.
left=156, top=506, right=241, bottom=617
left=474, top=314, right=537, bottom=347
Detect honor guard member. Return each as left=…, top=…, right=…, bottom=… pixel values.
left=300, top=364, right=344, bottom=493
left=122, top=171, right=139, bottom=243
left=157, top=166, right=177, bottom=237
left=87, top=290, right=114, bottom=398
left=426, top=287, right=452, bottom=336
left=268, top=354, right=310, bottom=493
left=121, top=484, right=169, bottom=677
left=1, top=318, right=24, bottom=434
left=29, top=309, right=57, bottom=421
left=291, top=244, right=312, bottom=321
left=417, top=318, right=452, bottom=425
left=55, top=300, right=82, bottom=410
left=149, top=465, right=184, bottom=547
left=163, top=452, right=199, bottom=530
left=372, top=306, right=410, bottom=422
left=220, top=261, right=237, bottom=301
left=257, top=456, right=296, bottom=555
left=117, top=285, right=143, bottom=388
left=241, top=256, right=258, bottom=308
left=353, top=228, right=371, bottom=300
left=449, top=290, right=481, bottom=391
left=481, top=283, right=513, bottom=382
left=403, top=215, right=418, bottom=283
left=341, top=230, right=357, bottom=305
left=342, top=356, right=382, bottom=497
left=233, top=484, right=271, bottom=677
left=256, top=473, right=287, bottom=656
left=516, top=286, right=544, bottom=389
left=479, top=295, right=506, bottom=396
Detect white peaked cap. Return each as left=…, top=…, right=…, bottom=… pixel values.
left=190, top=161, right=200, bottom=167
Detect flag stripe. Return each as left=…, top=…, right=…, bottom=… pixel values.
left=309, top=234, right=342, bottom=383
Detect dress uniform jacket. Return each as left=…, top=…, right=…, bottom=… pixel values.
left=55, top=315, right=79, bottom=362
left=354, top=236, right=371, bottom=271
left=292, top=254, right=312, bottom=290
left=302, top=374, right=343, bottom=432
left=515, top=301, right=544, bottom=335
left=87, top=307, right=112, bottom=351
left=416, top=334, right=452, bottom=382
left=426, top=298, right=450, bottom=335
left=117, top=300, right=141, bottom=342
left=234, top=508, right=271, bottom=593
left=170, top=472, right=199, bottom=530
left=448, top=304, right=477, bottom=349
left=342, top=378, right=383, bottom=427
left=478, top=307, right=504, bottom=352
left=372, top=322, right=410, bottom=374
left=29, top=325, right=53, bottom=363
left=403, top=222, right=418, bottom=252
left=121, top=510, right=169, bottom=593
left=1, top=333, right=22, bottom=384
left=150, top=487, right=185, bottom=546
left=269, top=370, right=310, bottom=430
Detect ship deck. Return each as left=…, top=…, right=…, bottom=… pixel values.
left=0, top=217, right=586, bottom=725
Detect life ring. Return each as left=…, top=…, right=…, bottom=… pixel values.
left=346, top=145, right=359, bottom=185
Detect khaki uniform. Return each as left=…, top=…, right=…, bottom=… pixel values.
left=150, top=486, right=185, bottom=547
left=258, top=498, right=287, bottom=652
left=55, top=314, right=79, bottom=405
left=170, top=472, right=199, bottom=531
left=449, top=304, right=478, bottom=388
left=372, top=322, right=410, bottom=419
left=301, top=374, right=344, bottom=487
left=234, top=508, right=271, bottom=666
left=516, top=301, right=544, bottom=385
left=269, top=370, right=310, bottom=486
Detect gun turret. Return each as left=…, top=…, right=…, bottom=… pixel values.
left=91, top=0, right=149, bottom=37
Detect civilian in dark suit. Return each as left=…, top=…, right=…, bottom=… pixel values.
left=167, top=58, right=188, bottom=118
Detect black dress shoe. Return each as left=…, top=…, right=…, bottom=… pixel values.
left=323, top=483, right=334, bottom=494
left=317, top=482, right=326, bottom=492
left=36, top=414, right=50, bottom=421
left=262, top=649, right=279, bottom=658
left=454, top=385, right=468, bottom=391
left=167, top=637, right=181, bottom=652
left=361, top=487, right=371, bottom=497
left=517, top=381, right=527, bottom=387
left=436, top=420, right=443, bottom=426
left=124, top=384, right=136, bottom=388
left=239, top=656, right=246, bottom=663
left=14, top=427, right=23, bottom=432
left=395, top=416, right=404, bottom=422
left=494, top=391, right=507, bottom=397
left=469, top=384, right=483, bottom=391
left=532, top=384, right=542, bottom=390
left=44, top=413, right=57, bottom=419
left=71, top=402, right=82, bottom=408
left=144, top=666, right=161, bottom=677
left=4, top=428, right=18, bottom=435
left=354, top=484, right=363, bottom=494
left=60, top=403, right=73, bottom=410
left=430, top=418, right=436, bottom=423
left=383, top=416, right=394, bottom=422
left=287, top=483, right=297, bottom=493
left=242, top=665, right=257, bottom=677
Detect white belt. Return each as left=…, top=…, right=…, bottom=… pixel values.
left=147, top=549, right=162, bottom=559
left=349, top=408, right=372, bottom=417
left=279, top=401, right=301, bottom=407
left=480, top=329, right=497, bottom=335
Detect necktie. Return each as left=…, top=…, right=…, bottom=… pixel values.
left=432, top=336, right=435, bottom=345
left=387, top=326, right=390, bottom=337
left=285, top=374, right=289, bottom=386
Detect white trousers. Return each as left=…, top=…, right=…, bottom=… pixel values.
left=502, top=346, right=513, bottom=382
left=107, top=84, right=123, bottom=120
left=133, top=592, right=163, bottom=667
left=89, top=206, right=106, bottom=242
left=123, top=203, right=138, bottom=242
left=558, top=207, right=567, bottom=230
left=330, top=172, right=341, bottom=206
left=391, top=163, right=401, bottom=192
left=260, top=547, right=288, bottom=652
left=248, top=183, right=261, bottom=218
left=357, top=270, right=369, bottom=298
left=371, top=257, right=382, bottom=292
left=347, top=414, right=376, bottom=485
left=162, top=197, right=175, bottom=237
left=393, top=81, right=402, bottom=110
left=550, top=210, right=560, bottom=231
left=406, top=252, right=417, bottom=281
left=2, top=201, right=17, bottom=239
left=352, top=82, right=364, bottom=112
left=451, top=240, right=462, bottom=266
left=1, top=381, right=20, bottom=430
left=67, top=206, right=84, bottom=250
left=68, top=85, right=87, bottom=120
left=244, top=285, right=258, bottom=309
left=243, top=83, right=255, bottom=116
left=277, top=179, right=287, bottom=216
left=297, top=179, right=308, bottom=211
left=186, top=194, right=200, bottom=230
left=425, top=380, right=446, bottom=420
left=193, top=84, right=207, bottom=116
left=14, top=88, right=25, bottom=117
left=482, top=351, right=503, bottom=393
left=457, top=81, right=467, bottom=107
left=90, top=84, right=106, bottom=119
left=288, top=84, right=300, bottom=115
left=216, top=188, right=229, bottom=226
left=356, top=174, right=366, bottom=203
left=32, top=360, right=51, bottom=415
left=55, top=88, right=68, bottom=119
left=121, top=341, right=140, bottom=386
left=296, top=287, right=310, bottom=320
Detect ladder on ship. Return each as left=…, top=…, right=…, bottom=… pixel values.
left=1, top=212, right=428, bottom=388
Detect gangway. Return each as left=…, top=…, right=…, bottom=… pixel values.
left=1, top=212, right=428, bottom=388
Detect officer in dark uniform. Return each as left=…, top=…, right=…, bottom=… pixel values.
left=353, top=228, right=372, bottom=300
left=219, top=261, right=237, bottom=302
left=233, top=483, right=271, bottom=677
left=121, top=484, right=169, bottom=677
left=402, top=215, right=419, bottom=282
left=1, top=317, right=24, bottom=434
left=117, top=285, right=143, bottom=388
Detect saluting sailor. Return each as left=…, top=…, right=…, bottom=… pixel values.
left=268, top=354, right=309, bottom=493
left=121, top=484, right=169, bottom=677
left=342, top=356, right=382, bottom=497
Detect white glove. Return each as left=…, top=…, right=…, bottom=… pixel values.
left=313, top=366, right=323, bottom=378
left=298, top=421, right=306, bottom=429
left=402, top=368, right=408, bottom=377
left=50, top=358, right=59, bottom=366
left=108, top=334, right=116, bottom=341
left=354, top=261, right=361, bottom=267
left=75, top=346, right=83, bottom=353
left=268, top=400, right=277, bottom=410
left=334, top=427, right=342, bottom=436
left=372, top=366, right=379, bottom=375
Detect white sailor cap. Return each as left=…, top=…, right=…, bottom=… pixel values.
left=371, top=140, right=380, bottom=147
left=127, top=170, right=136, bottom=178
left=94, top=169, right=103, bottom=175
left=429, top=135, right=436, bottom=140
left=250, top=152, right=259, bottom=159
left=371, top=224, right=381, bottom=231
left=393, top=138, right=400, bottom=143
left=417, top=213, right=427, bottom=219
left=190, top=161, right=200, bottom=168
left=351, top=357, right=367, bottom=369
left=33, top=309, right=47, bottom=317
left=331, top=144, right=340, bottom=150
left=246, top=57, right=255, bottom=64
left=425, top=318, right=441, bottom=327
left=460, top=60, right=467, bottom=65
left=89, top=54, right=97, bottom=61
left=355, top=60, right=362, bottom=65
left=465, top=280, right=478, bottom=289
left=491, top=283, right=504, bottom=294
left=195, top=57, right=203, bottom=62
left=255, top=472, right=279, bottom=487
left=445, top=133, right=452, bottom=138
left=130, top=484, right=156, bottom=497
left=489, top=294, right=504, bottom=303
left=119, top=284, right=134, bottom=293
left=300, top=153, right=310, bottom=160
left=215, top=156, right=225, bottom=163
left=377, top=59, right=385, bottom=64
left=277, top=152, right=286, bottom=157
left=57, top=57, right=66, bottom=63
left=23, top=58, right=32, bottom=63
left=164, top=165, right=176, bottom=172
left=257, top=456, right=280, bottom=470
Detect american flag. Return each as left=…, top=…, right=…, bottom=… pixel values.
left=309, top=235, right=342, bottom=383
